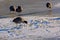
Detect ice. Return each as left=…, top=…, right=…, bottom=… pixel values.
left=0, top=16, right=60, bottom=40
left=0, top=0, right=60, bottom=40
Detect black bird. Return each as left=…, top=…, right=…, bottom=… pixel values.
left=16, top=6, right=22, bottom=13
left=23, top=21, right=28, bottom=24
left=13, top=17, right=28, bottom=24
left=9, top=6, right=15, bottom=12
left=46, top=2, right=52, bottom=8
left=13, top=17, right=22, bottom=24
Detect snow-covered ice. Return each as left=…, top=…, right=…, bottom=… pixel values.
left=0, top=16, right=60, bottom=40
left=0, top=0, right=60, bottom=40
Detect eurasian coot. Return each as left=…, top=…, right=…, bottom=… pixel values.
left=9, top=6, right=15, bottom=11
left=13, top=17, right=28, bottom=24
left=16, top=6, right=22, bottom=13
left=46, top=2, right=52, bottom=8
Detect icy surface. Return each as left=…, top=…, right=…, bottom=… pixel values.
left=0, top=16, right=60, bottom=40
left=0, top=0, right=60, bottom=40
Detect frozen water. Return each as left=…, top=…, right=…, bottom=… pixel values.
left=0, top=0, right=60, bottom=40
left=0, top=16, right=60, bottom=40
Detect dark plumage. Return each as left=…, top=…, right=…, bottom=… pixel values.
left=13, top=17, right=22, bottom=23
left=13, top=17, right=28, bottom=24
left=9, top=6, right=15, bottom=11
left=46, top=2, right=51, bottom=8
left=23, top=21, right=28, bottom=24
left=16, top=6, right=22, bottom=13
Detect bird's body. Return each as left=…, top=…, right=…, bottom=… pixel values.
left=46, top=2, right=52, bottom=9
left=9, top=6, right=15, bottom=11
left=16, top=6, right=22, bottom=13
left=13, top=17, right=27, bottom=24
left=13, top=17, right=22, bottom=24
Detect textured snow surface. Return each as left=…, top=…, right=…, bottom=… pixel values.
left=0, top=16, right=60, bottom=40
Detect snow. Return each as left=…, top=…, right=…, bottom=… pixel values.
left=0, top=0, right=60, bottom=40
left=0, top=16, right=60, bottom=40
